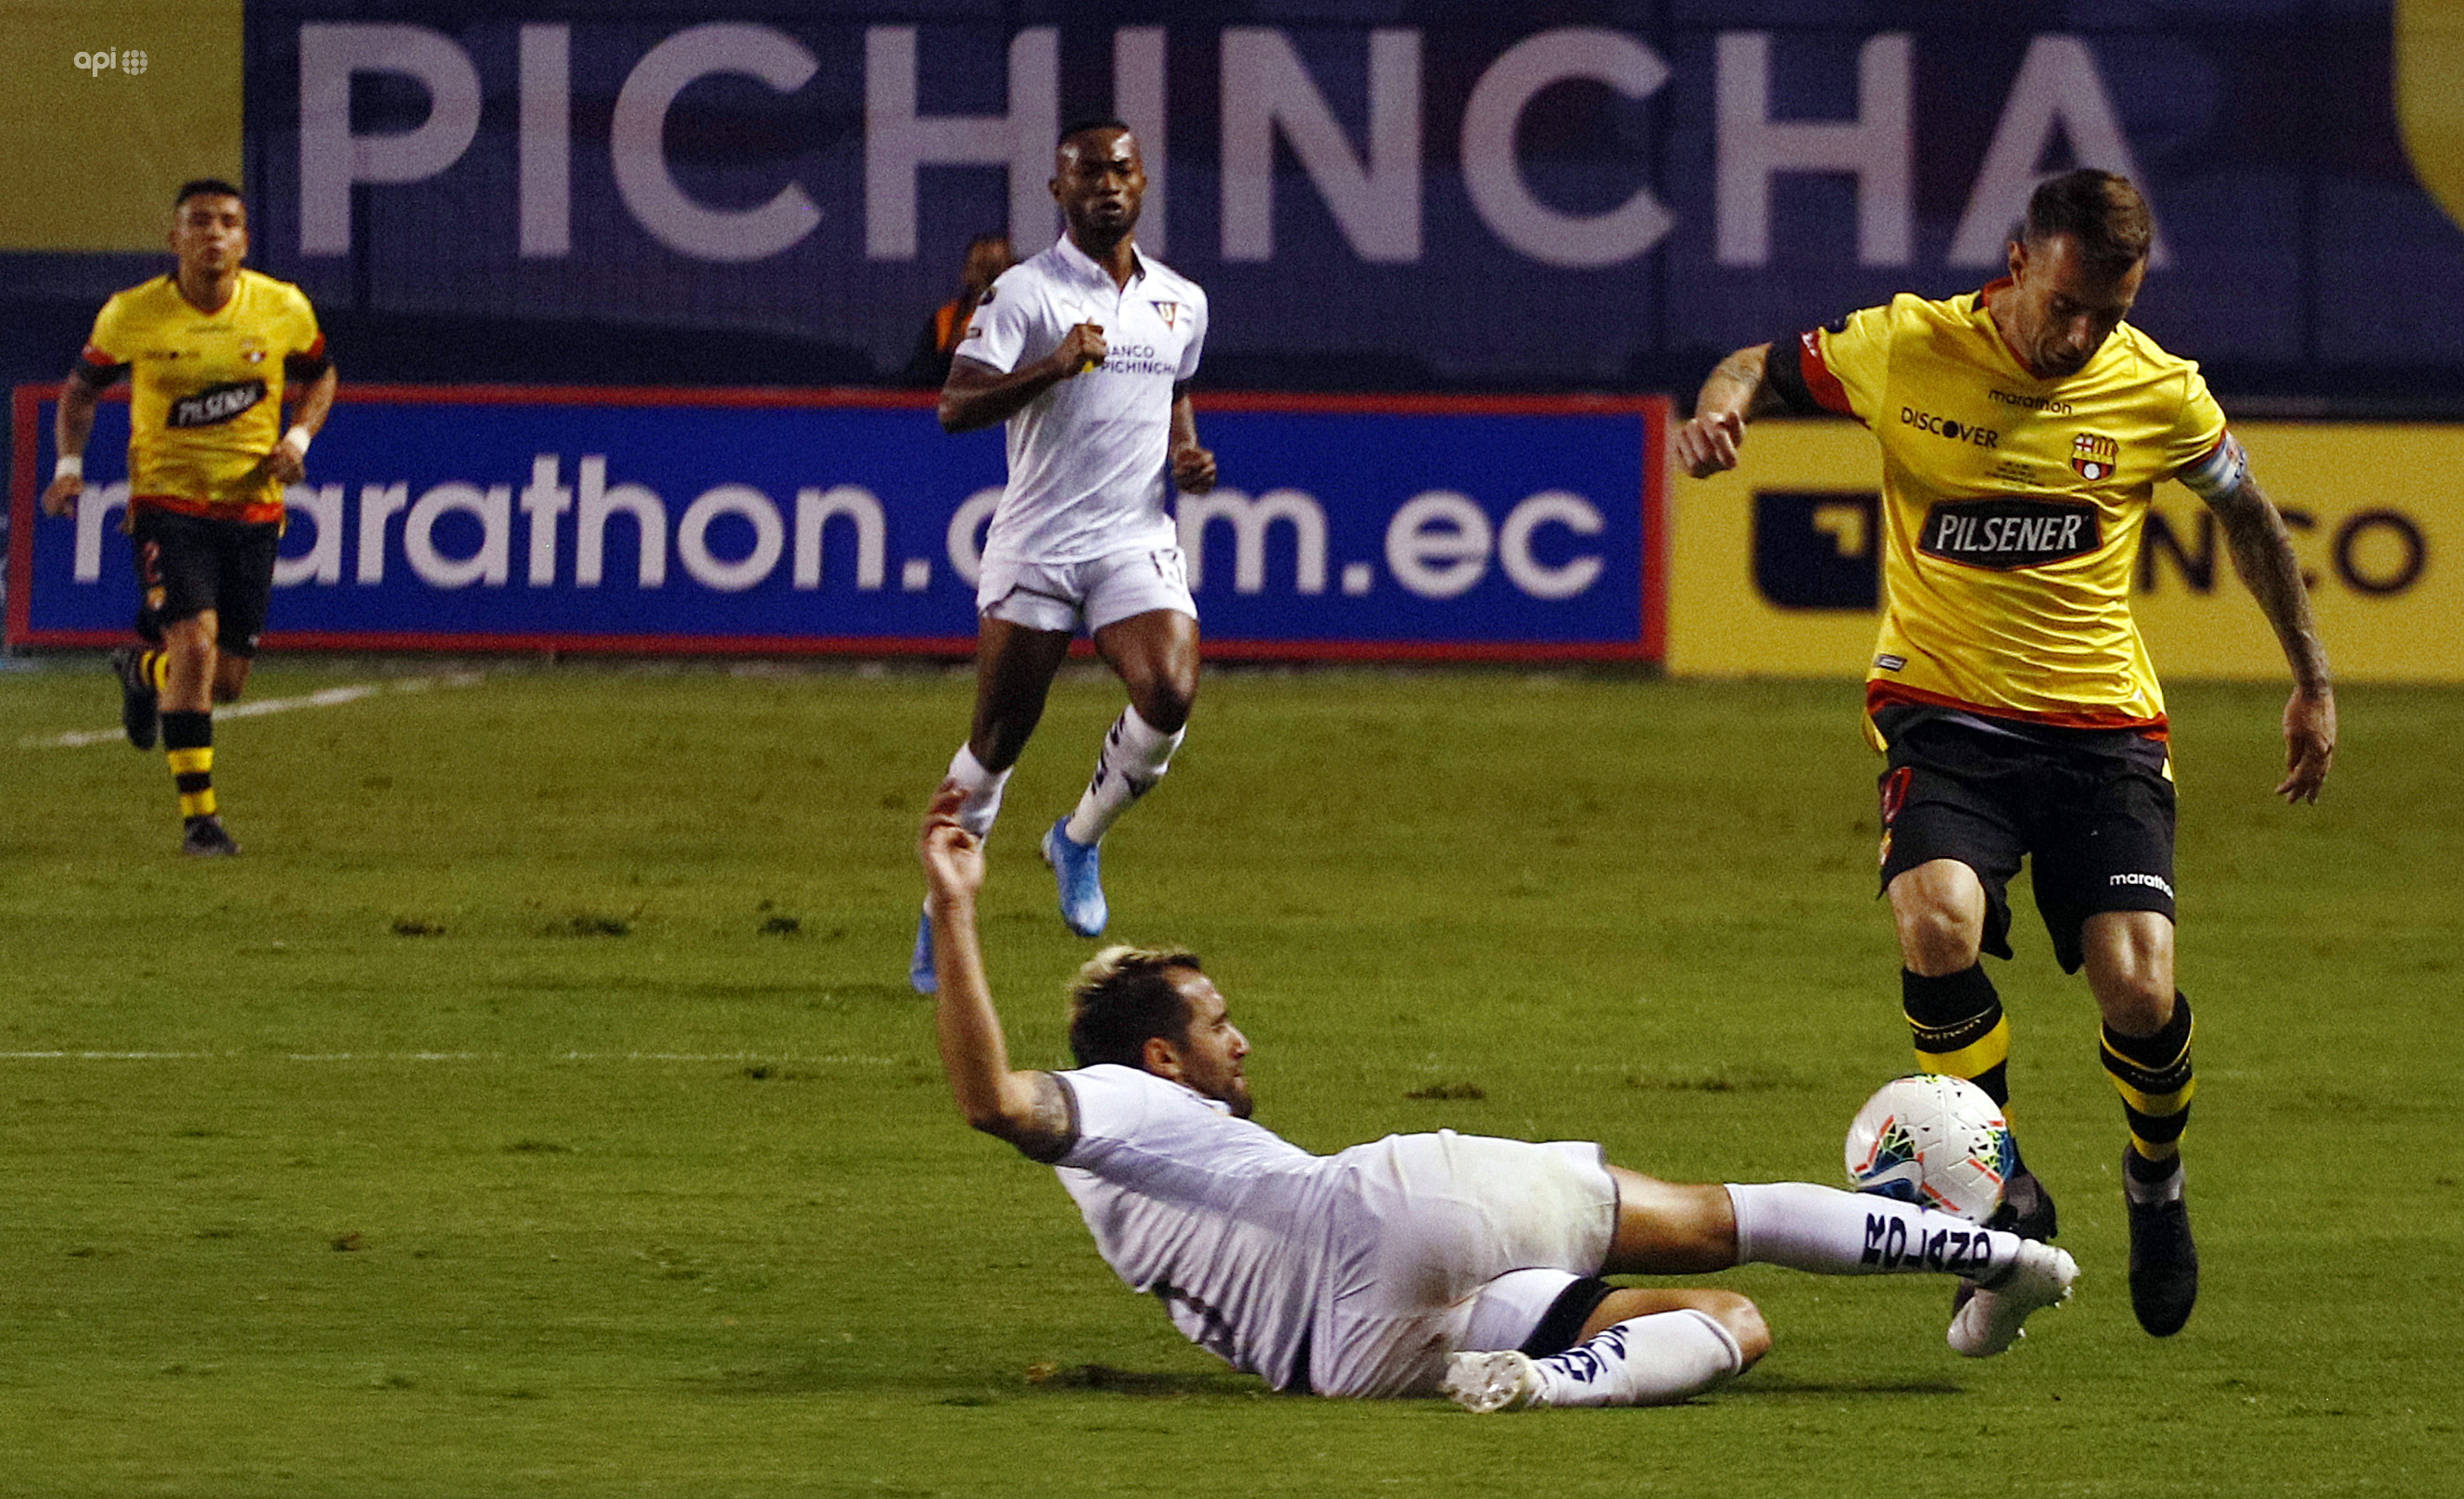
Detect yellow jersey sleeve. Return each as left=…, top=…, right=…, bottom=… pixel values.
left=2162, top=361, right=2228, bottom=477
left=80, top=287, right=142, bottom=374
left=1808, top=300, right=1902, bottom=425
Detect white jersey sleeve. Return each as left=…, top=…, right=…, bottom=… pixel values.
left=1177, top=285, right=1207, bottom=383
left=956, top=267, right=1042, bottom=376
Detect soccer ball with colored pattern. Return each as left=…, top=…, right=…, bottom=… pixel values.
left=1844, top=1073, right=2015, bottom=1224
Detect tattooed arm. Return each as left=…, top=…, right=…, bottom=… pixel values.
left=2192, top=443, right=2337, bottom=802
left=1674, top=344, right=1795, bottom=479
left=919, top=783, right=1079, bottom=1161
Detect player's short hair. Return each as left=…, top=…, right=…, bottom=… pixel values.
left=175, top=179, right=246, bottom=209
left=1068, top=945, right=1202, bottom=1069
left=1058, top=118, right=1132, bottom=151
left=2021, top=169, right=2151, bottom=277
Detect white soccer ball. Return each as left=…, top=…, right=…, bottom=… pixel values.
left=1844, top=1073, right=2015, bottom=1224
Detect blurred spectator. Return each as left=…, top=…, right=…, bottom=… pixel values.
left=901, top=233, right=1016, bottom=386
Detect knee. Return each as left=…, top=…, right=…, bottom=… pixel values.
left=1703, top=1292, right=1771, bottom=1369
left=2100, top=978, right=2177, bottom=1039
left=1894, top=897, right=1982, bottom=974
left=1130, top=677, right=1194, bottom=735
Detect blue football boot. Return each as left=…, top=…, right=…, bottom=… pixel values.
left=1042, top=816, right=1108, bottom=938
left=908, top=907, right=937, bottom=994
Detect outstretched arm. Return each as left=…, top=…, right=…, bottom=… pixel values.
left=2199, top=464, right=2335, bottom=802
left=918, top=783, right=1077, bottom=1160
left=1673, top=343, right=1792, bottom=479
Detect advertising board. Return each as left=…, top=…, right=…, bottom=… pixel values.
left=8, top=385, right=1664, bottom=662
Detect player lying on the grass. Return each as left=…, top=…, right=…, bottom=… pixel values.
left=918, top=786, right=2079, bottom=1410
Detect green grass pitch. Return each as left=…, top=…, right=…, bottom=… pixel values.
left=2, top=660, right=2457, bottom=1496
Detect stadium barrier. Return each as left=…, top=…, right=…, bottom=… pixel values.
left=7, top=384, right=1665, bottom=663
left=1670, top=420, right=2459, bottom=683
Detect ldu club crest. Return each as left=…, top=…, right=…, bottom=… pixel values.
left=2071, top=432, right=2118, bottom=481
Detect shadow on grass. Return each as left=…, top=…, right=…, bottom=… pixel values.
left=694, top=1358, right=1264, bottom=1401
left=1735, top=1372, right=1967, bottom=1397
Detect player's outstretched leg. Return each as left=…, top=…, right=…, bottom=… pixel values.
left=110, top=646, right=162, bottom=751
left=1722, top=1181, right=2078, bottom=1354
left=2104, top=994, right=2198, bottom=1336
left=1443, top=1310, right=1748, bottom=1413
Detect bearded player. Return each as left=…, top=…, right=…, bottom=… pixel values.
left=1674, top=170, right=2335, bottom=1339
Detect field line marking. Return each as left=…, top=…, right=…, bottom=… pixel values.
left=20, top=672, right=487, bottom=749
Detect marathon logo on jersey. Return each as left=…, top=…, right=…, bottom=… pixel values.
left=2072, top=432, right=2119, bottom=481
left=2109, top=872, right=2176, bottom=899
left=1989, top=389, right=2075, bottom=416
left=1861, top=1214, right=1998, bottom=1276
left=1919, top=498, right=2101, bottom=570
left=168, top=379, right=267, bottom=428
left=1900, top=407, right=1999, bottom=447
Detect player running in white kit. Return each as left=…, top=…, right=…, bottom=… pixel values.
left=912, top=119, right=1215, bottom=992
left=917, top=786, right=2079, bottom=1409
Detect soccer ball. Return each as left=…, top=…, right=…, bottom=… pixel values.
left=1844, top=1073, right=2015, bottom=1224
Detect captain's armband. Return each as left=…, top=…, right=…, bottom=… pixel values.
left=2177, top=432, right=2249, bottom=501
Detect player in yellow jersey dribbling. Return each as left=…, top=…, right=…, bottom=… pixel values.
left=1674, top=170, right=2334, bottom=1341
left=42, top=180, right=338, bottom=858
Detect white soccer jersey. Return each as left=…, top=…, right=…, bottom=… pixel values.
left=958, top=236, right=1207, bottom=566
left=1050, top=1065, right=1619, bottom=1397
left=1054, top=1064, right=1337, bottom=1392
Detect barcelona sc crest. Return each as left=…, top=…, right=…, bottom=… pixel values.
left=2071, top=432, right=2118, bottom=481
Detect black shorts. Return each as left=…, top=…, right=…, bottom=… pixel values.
left=131, top=507, right=281, bottom=657
left=1874, top=706, right=2177, bottom=974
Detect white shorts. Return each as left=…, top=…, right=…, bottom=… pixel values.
left=1308, top=1131, right=1617, bottom=1399
left=976, top=547, right=1196, bottom=635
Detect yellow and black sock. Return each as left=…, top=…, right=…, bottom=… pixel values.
left=144, top=649, right=168, bottom=694
left=1902, top=964, right=2011, bottom=1105
left=161, top=710, right=216, bottom=822
left=2104, top=994, right=2195, bottom=1185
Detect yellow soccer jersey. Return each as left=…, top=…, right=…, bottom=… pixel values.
left=1769, top=282, right=2228, bottom=743
left=81, top=269, right=327, bottom=523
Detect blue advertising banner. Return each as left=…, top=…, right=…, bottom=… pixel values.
left=8, top=386, right=1664, bottom=661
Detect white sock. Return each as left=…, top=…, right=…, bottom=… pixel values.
left=1725, top=1181, right=2023, bottom=1282
left=1531, top=1310, right=1744, bottom=1408
left=944, top=745, right=1012, bottom=840
left=1063, top=708, right=1181, bottom=846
